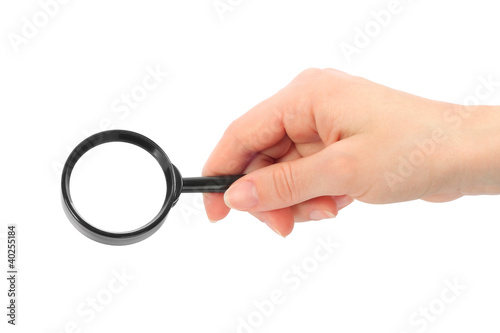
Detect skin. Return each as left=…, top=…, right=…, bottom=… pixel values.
left=202, top=68, right=500, bottom=237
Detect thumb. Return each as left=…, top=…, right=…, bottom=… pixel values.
left=224, top=148, right=348, bottom=212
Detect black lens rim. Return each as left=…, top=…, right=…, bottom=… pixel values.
left=61, top=130, right=182, bottom=246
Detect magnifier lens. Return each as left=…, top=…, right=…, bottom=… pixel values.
left=69, top=142, right=167, bottom=233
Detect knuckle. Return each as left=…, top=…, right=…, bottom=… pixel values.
left=290, top=68, right=327, bottom=111
left=224, top=119, right=250, bottom=154
left=271, top=162, right=299, bottom=204
left=224, top=118, right=239, bottom=137
left=295, top=68, right=324, bottom=83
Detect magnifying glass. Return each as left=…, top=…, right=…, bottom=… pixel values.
left=61, top=130, right=243, bottom=246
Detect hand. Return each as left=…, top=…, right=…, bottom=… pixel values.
left=203, top=68, right=500, bottom=236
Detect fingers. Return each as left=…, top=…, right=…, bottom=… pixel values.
left=204, top=137, right=359, bottom=234
left=202, top=69, right=328, bottom=223
left=203, top=136, right=295, bottom=222
left=202, top=70, right=322, bottom=178
left=252, top=208, right=295, bottom=237
left=291, top=195, right=353, bottom=222
left=203, top=193, right=229, bottom=222
left=332, top=195, right=355, bottom=211
left=250, top=195, right=354, bottom=237
left=203, top=143, right=356, bottom=236
left=201, top=68, right=361, bottom=234
left=205, top=194, right=354, bottom=237
left=202, top=96, right=288, bottom=177
left=223, top=146, right=353, bottom=212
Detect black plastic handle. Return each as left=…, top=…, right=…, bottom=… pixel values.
left=182, top=175, right=244, bottom=193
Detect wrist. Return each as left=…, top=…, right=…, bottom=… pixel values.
left=455, top=104, right=500, bottom=195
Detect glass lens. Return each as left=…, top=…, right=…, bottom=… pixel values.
left=70, top=141, right=167, bottom=233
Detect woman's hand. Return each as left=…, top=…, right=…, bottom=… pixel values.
left=203, top=68, right=500, bottom=236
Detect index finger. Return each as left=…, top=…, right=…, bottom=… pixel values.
left=201, top=71, right=320, bottom=221
left=201, top=92, right=290, bottom=223
left=202, top=71, right=324, bottom=177
left=202, top=96, right=287, bottom=177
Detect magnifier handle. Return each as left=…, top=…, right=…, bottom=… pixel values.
left=181, top=175, right=245, bottom=193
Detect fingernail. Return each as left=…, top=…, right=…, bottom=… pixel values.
left=224, top=181, right=259, bottom=210
left=264, top=220, right=285, bottom=238
left=333, top=196, right=354, bottom=210
left=309, top=210, right=337, bottom=221
left=208, top=218, right=218, bottom=223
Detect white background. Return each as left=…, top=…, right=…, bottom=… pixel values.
left=1, top=0, right=500, bottom=332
